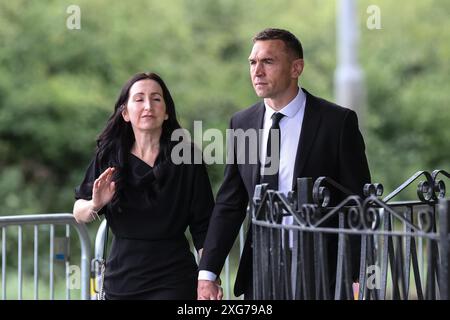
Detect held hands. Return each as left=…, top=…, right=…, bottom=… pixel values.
left=197, top=279, right=223, bottom=300
left=92, top=167, right=116, bottom=211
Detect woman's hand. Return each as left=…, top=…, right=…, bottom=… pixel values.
left=92, top=167, right=116, bottom=210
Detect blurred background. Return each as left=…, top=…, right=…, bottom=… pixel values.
left=0, top=0, right=449, bottom=299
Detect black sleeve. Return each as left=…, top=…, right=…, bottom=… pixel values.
left=339, top=110, right=371, bottom=281
left=188, top=162, right=215, bottom=252
left=338, top=110, right=371, bottom=196
left=74, top=154, right=107, bottom=216
left=198, top=117, right=249, bottom=275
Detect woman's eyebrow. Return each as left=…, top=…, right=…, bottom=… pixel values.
left=131, top=92, right=162, bottom=97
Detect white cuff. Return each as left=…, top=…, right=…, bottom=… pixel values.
left=198, top=270, right=217, bottom=281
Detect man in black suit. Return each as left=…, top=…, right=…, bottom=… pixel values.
left=197, top=28, right=371, bottom=299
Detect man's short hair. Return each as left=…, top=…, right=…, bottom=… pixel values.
left=252, top=28, right=303, bottom=59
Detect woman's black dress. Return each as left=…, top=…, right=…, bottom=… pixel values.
left=75, top=152, right=214, bottom=299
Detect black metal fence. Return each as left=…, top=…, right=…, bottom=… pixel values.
left=252, top=170, right=450, bottom=300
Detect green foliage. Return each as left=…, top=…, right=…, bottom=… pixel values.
left=0, top=0, right=449, bottom=299
left=359, top=0, right=450, bottom=195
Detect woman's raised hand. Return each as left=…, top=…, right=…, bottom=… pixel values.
left=92, top=167, right=116, bottom=210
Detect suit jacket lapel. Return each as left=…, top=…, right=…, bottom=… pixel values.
left=249, top=102, right=265, bottom=189
left=292, top=90, right=322, bottom=189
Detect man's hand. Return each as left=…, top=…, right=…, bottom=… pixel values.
left=197, top=280, right=223, bottom=300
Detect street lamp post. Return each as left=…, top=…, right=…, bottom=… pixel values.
left=334, top=0, right=366, bottom=130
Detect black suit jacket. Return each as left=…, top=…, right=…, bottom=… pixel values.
left=199, top=89, right=371, bottom=296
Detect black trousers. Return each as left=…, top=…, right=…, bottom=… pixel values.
left=243, top=276, right=253, bottom=300
left=105, top=279, right=196, bottom=300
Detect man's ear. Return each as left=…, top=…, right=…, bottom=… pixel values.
left=292, top=58, right=304, bottom=78
left=121, top=105, right=130, bottom=122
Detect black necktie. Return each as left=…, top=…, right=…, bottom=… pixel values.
left=261, top=112, right=285, bottom=190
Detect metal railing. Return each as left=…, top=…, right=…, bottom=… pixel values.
left=252, top=170, right=450, bottom=300
left=0, top=214, right=91, bottom=300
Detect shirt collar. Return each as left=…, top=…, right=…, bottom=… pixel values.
left=264, top=87, right=306, bottom=119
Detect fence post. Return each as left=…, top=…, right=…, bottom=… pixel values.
left=297, top=178, right=313, bottom=207
left=439, top=199, right=450, bottom=300
left=295, top=178, right=314, bottom=299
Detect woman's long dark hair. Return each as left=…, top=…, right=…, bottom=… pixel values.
left=96, top=72, right=182, bottom=211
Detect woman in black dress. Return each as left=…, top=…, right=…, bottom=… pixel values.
left=73, top=72, right=215, bottom=299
